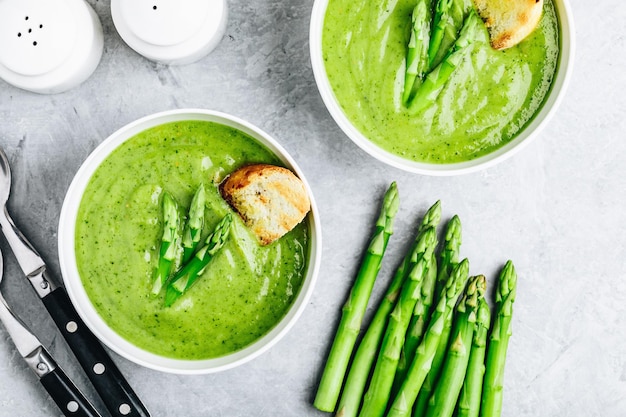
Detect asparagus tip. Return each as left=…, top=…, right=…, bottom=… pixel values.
left=164, top=286, right=181, bottom=307
left=497, top=260, right=517, bottom=314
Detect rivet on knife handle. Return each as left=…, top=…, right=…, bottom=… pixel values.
left=0, top=267, right=102, bottom=417
left=42, top=285, right=151, bottom=417
left=37, top=349, right=103, bottom=417
left=0, top=148, right=149, bottom=416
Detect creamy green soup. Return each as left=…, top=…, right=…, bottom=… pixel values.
left=322, top=0, right=560, bottom=163
left=76, top=121, right=309, bottom=360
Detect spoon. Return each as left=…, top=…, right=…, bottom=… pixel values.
left=0, top=248, right=102, bottom=416
left=0, top=147, right=150, bottom=417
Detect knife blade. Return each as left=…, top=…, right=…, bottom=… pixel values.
left=0, top=149, right=150, bottom=417
left=0, top=249, right=102, bottom=417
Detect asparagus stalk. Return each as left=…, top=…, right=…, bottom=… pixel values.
left=181, top=184, right=206, bottom=264
left=337, top=202, right=441, bottom=417
left=164, top=214, right=232, bottom=306
left=414, top=216, right=461, bottom=416
left=151, top=192, right=181, bottom=295
left=335, top=254, right=407, bottom=417
left=385, top=259, right=470, bottom=417
left=359, top=228, right=437, bottom=417
left=398, top=201, right=442, bottom=358
left=457, top=297, right=491, bottom=417
left=399, top=200, right=442, bottom=357
left=393, top=250, right=438, bottom=394
left=480, top=261, right=517, bottom=417
left=314, top=183, right=400, bottom=412
left=402, top=0, right=433, bottom=104
left=412, top=304, right=453, bottom=417
left=412, top=217, right=463, bottom=416
left=409, top=10, right=481, bottom=112
left=423, top=275, right=486, bottom=417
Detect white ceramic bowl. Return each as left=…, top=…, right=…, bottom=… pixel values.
left=58, top=109, right=322, bottom=374
left=310, top=0, right=575, bottom=175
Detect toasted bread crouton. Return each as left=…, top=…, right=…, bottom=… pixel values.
left=473, top=0, right=543, bottom=50
left=220, top=164, right=311, bottom=245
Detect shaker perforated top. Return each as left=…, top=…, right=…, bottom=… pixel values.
left=0, top=0, right=103, bottom=94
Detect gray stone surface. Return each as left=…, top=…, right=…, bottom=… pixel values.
left=0, top=0, right=624, bottom=416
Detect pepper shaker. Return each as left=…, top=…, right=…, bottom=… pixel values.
left=111, top=0, right=228, bottom=65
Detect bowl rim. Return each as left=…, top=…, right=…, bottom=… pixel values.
left=309, top=0, right=575, bottom=176
left=58, top=108, right=322, bottom=374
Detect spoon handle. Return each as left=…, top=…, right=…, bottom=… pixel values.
left=42, top=285, right=151, bottom=417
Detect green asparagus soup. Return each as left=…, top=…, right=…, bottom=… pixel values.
left=322, top=0, right=560, bottom=163
left=75, top=121, right=310, bottom=360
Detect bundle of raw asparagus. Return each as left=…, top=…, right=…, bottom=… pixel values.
left=314, top=182, right=517, bottom=417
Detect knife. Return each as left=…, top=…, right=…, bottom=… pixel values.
left=0, top=248, right=102, bottom=417
left=0, top=148, right=150, bottom=417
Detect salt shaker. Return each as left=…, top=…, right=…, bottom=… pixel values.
left=0, top=0, right=103, bottom=94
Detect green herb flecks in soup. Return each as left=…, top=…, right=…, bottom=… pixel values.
left=76, top=121, right=309, bottom=360
left=322, top=0, right=560, bottom=163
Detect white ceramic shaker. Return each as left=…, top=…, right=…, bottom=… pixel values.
left=111, top=0, right=228, bottom=65
left=0, top=0, right=103, bottom=94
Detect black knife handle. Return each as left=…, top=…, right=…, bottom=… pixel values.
left=40, top=366, right=102, bottom=417
left=42, top=287, right=151, bottom=417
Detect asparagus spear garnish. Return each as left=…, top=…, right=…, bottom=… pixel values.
left=409, top=10, right=481, bottom=112
left=359, top=228, right=437, bottom=417
left=337, top=201, right=440, bottom=417
left=164, top=214, right=232, bottom=306
left=457, top=297, right=491, bottom=417
left=428, top=0, right=453, bottom=65
left=314, top=183, right=400, bottom=412
left=385, top=259, right=470, bottom=417
left=181, top=184, right=206, bottom=264
left=428, top=0, right=472, bottom=67
left=402, top=0, right=433, bottom=104
left=423, top=275, right=486, bottom=417
left=151, top=192, right=181, bottom=295
left=480, top=261, right=517, bottom=417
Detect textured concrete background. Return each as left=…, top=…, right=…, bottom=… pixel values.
left=0, top=0, right=624, bottom=416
